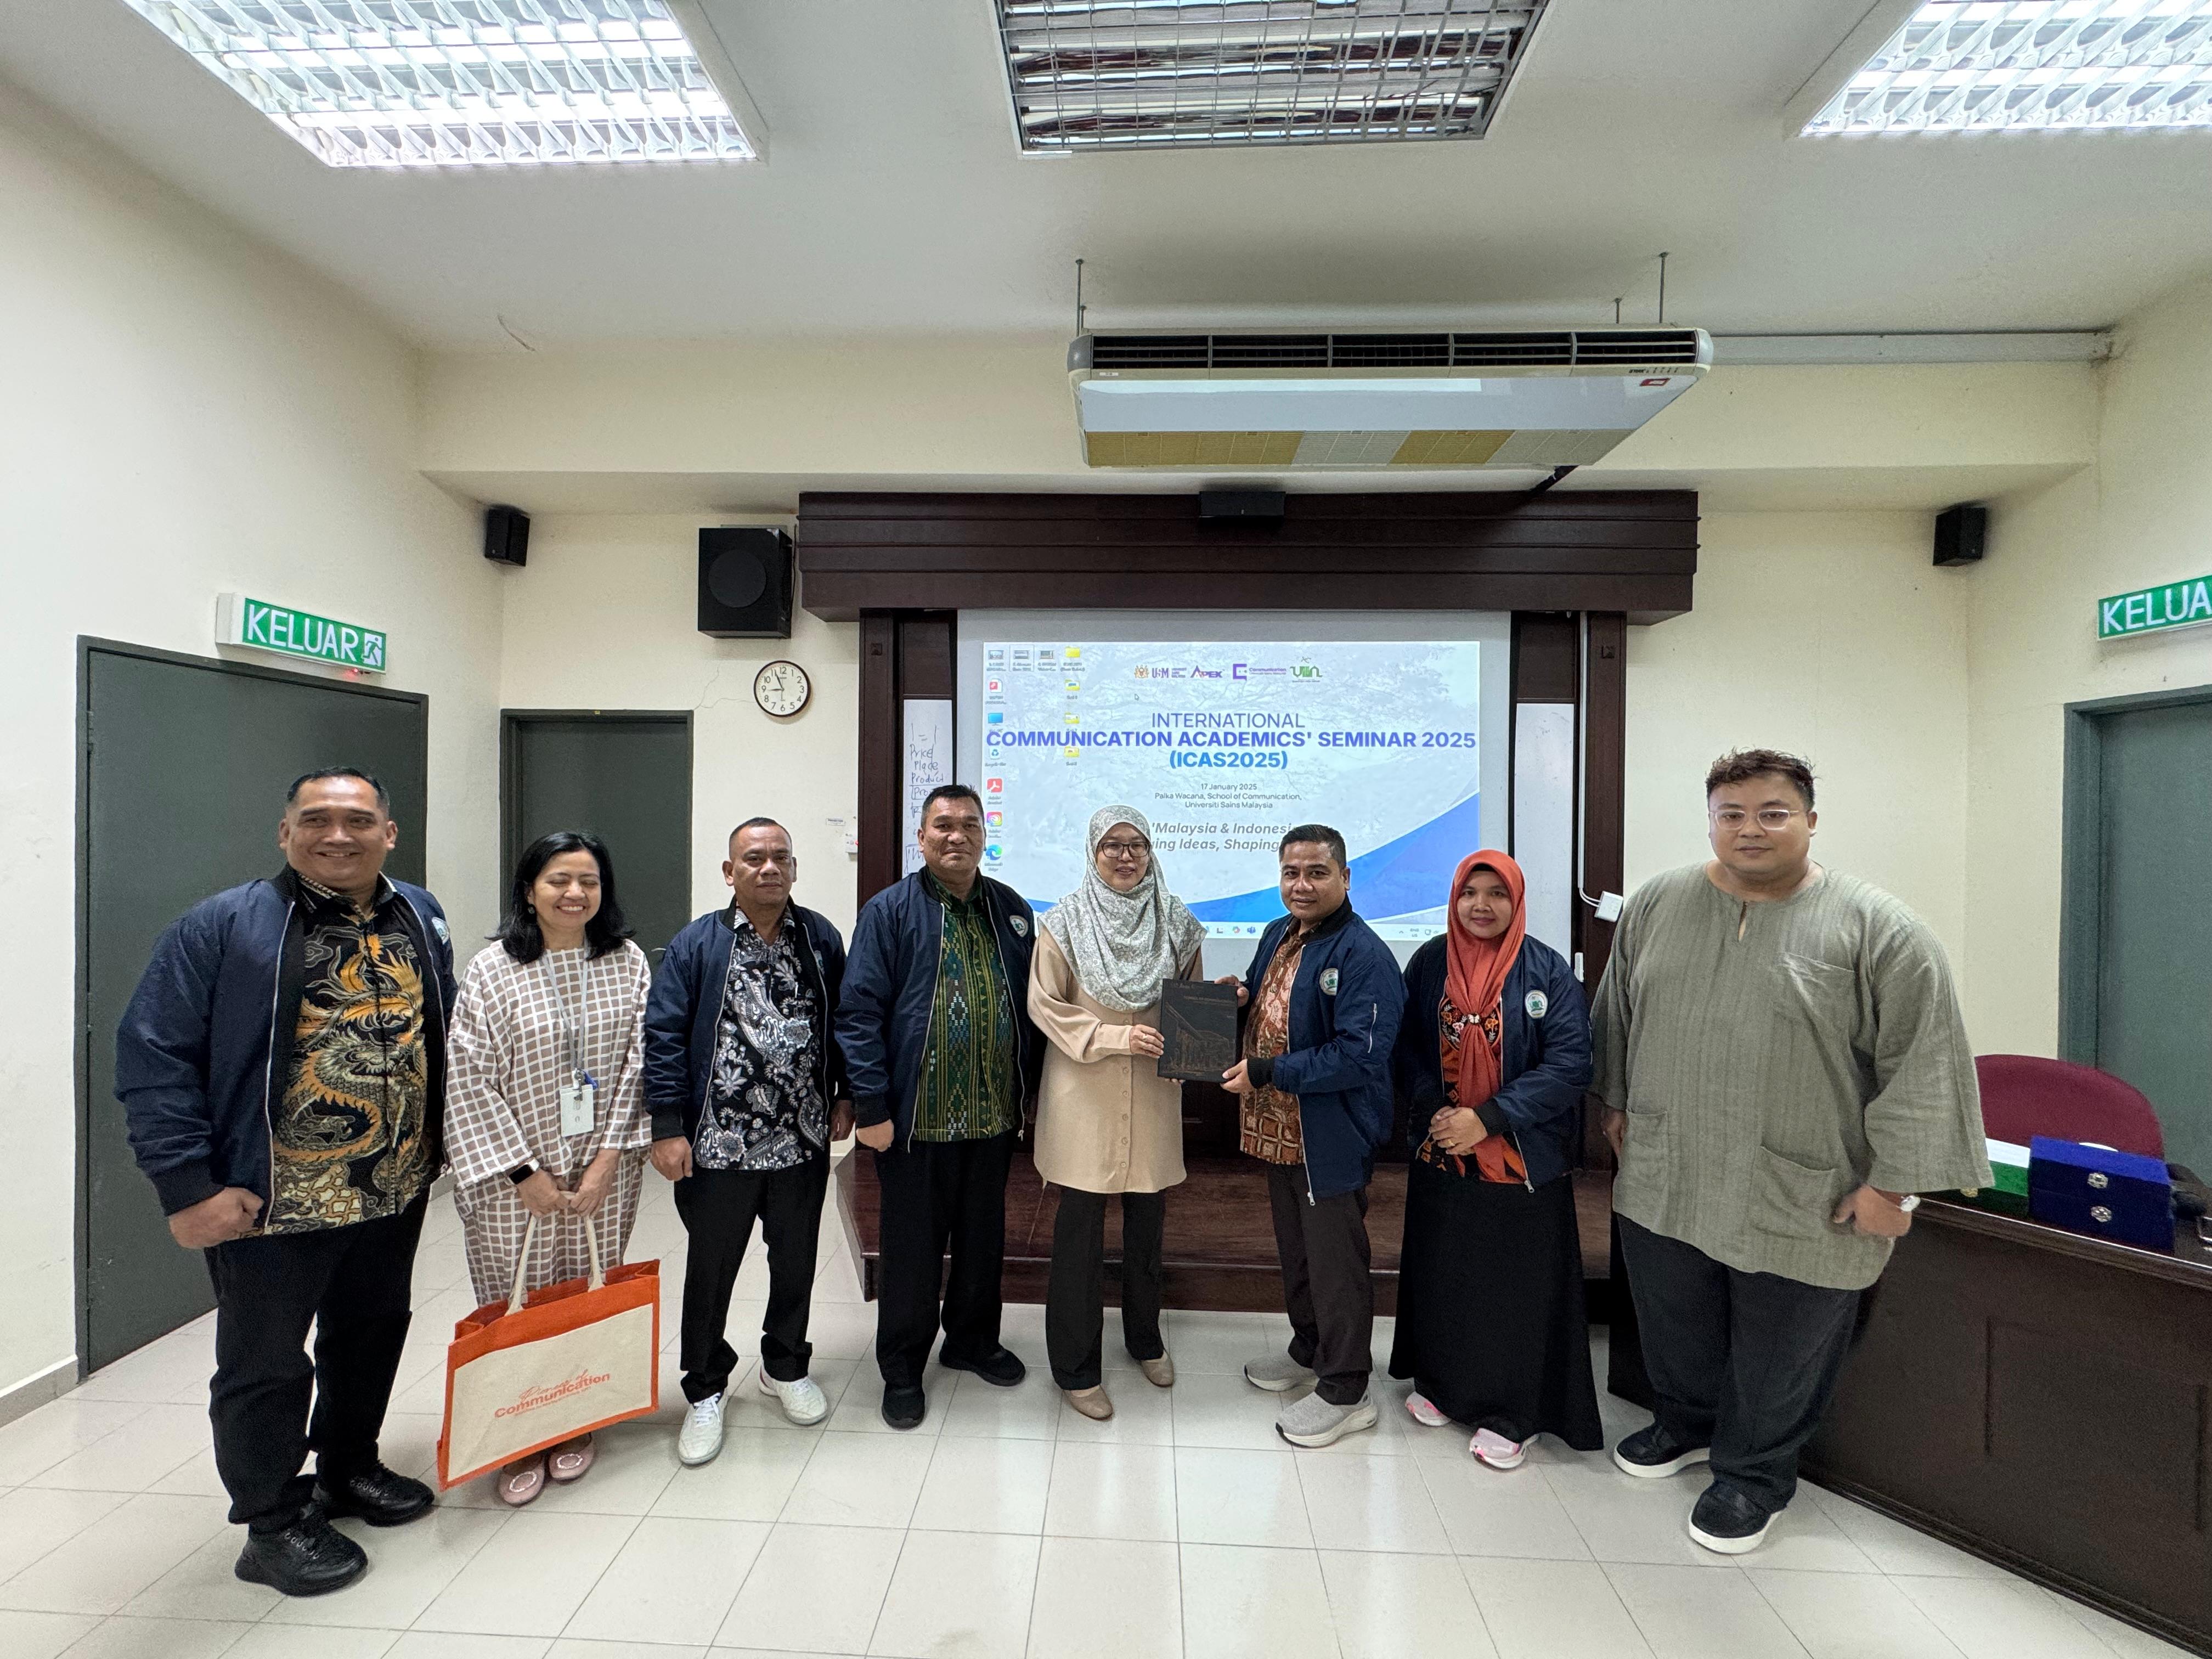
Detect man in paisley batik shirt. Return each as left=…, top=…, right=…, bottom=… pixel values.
left=645, top=819, right=851, bottom=1465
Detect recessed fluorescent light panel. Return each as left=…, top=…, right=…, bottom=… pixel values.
left=1803, top=0, right=2212, bottom=134
left=118, top=1, right=758, bottom=168
left=995, top=0, right=1550, bottom=151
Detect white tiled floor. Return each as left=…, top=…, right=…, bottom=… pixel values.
left=0, top=1167, right=2190, bottom=1659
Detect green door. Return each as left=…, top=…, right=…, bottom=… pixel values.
left=81, top=641, right=427, bottom=1373
left=501, top=713, right=693, bottom=960
left=2094, top=697, right=2212, bottom=1173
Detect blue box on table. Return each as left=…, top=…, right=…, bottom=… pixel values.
left=2027, top=1136, right=2172, bottom=1251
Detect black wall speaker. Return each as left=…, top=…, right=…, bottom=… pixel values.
left=1933, top=503, right=1987, bottom=568
left=484, top=504, right=529, bottom=567
left=698, top=527, right=795, bottom=638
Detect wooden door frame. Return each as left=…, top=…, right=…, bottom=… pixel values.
left=74, top=636, right=429, bottom=1381
left=2058, top=680, right=2212, bottom=1065
left=497, top=708, right=695, bottom=919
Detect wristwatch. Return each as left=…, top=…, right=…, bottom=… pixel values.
left=1895, top=1193, right=1921, bottom=1213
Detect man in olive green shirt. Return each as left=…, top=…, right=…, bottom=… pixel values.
left=840, top=785, right=1042, bottom=1430
left=1592, top=749, right=1988, bottom=1555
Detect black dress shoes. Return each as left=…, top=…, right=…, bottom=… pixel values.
left=314, top=1463, right=437, bottom=1527
left=940, top=1346, right=1026, bottom=1388
left=234, top=1506, right=368, bottom=1596
left=882, top=1383, right=928, bottom=1430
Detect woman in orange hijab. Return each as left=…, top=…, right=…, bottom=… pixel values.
left=1388, top=850, right=1602, bottom=1466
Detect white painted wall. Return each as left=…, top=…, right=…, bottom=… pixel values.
left=1624, top=512, right=1976, bottom=973
left=0, top=92, right=501, bottom=1397
left=1962, top=275, right=2212, bottom=1055
left=496, top=516, right=861, bottom=939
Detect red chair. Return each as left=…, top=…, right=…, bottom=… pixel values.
left=1974, top=1054, right=2165, bottom=1160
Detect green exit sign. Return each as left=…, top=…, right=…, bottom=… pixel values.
left=216, top=593, right=387, bottom=673
left=2100, top=575, right=2212, bottom=641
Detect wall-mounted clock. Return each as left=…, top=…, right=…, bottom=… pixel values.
left=754, top=659, right=811, bottom=718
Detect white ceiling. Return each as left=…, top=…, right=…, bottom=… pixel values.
left=5, top=0, right=2211, bottom=352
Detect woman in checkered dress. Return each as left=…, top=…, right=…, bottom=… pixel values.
left=446, top=831, right=652, bottom=1505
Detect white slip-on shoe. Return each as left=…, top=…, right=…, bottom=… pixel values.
left=677, top=1392, right=726, bottom=1466
left=759, top=1368, right=830, bottom=1426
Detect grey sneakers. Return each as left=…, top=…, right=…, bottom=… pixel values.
left=1274, top=1387, right=1378, bottom=1447
left=1242, top=1353, right=1318, bottom=1393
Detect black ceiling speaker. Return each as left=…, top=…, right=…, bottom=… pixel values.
left=1933, top=503, right=1987, bottom=568
left=698, top=527, right=794, bottom=638
left=484, top=504, right=529, bottom=567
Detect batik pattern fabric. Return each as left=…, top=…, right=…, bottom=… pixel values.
left=1239, top=927, right=1308, bottom=1166
left=446, top=939, right=653, bottom=1306
left=265, top=877, right=432, bottom=1234
left=1418, top=992, right=1527, bottom=1183
left=692, top=915, right=827, bottom=1172
left=911, top=873, right=1018, bottom=1143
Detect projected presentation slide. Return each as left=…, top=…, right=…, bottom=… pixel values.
left=977, top=639, right=1483, bottom=941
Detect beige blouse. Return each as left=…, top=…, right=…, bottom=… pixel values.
left=1028, top=928, right=1201, bottom=1195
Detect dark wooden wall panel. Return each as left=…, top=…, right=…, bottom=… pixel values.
left=800, top=490, right=1697, bottom=625
left=1576, top=613, right=1628, bottom=990
left=856, top=612, right=958, bottom=909
left=856, top=614, right=899, bottom=903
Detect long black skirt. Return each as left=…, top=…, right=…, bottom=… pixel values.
left=1388, top=1160, right=1604, bottom=1449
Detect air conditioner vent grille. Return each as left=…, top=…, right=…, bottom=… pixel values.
left=1084, top=329, right=1706, bottom=371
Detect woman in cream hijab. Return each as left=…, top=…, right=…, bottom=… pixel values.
left=1030, top=805, right=1206, bottom=1420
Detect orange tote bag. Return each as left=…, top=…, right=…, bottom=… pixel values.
left=437, top=1214, right=660, bottom=1488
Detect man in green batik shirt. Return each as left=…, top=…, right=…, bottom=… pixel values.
left=1592, top=749, right=1989, bottom=1557
left=839, top=785, right=1044, bottom=1430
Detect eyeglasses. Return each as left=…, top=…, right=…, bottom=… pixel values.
left=1097, top=838, right=1152, bottom=860
left=1711, top=808, right=1804, bottom=831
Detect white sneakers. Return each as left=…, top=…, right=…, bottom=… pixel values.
left=676, top=1370, right=829, bottom=1466
left=759, top=1367, right=830, bottom=1425
left=677, top=1393, right=725, bottom=1466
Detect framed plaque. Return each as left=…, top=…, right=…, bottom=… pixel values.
left=1156, top=979, right=1240, bottom=1083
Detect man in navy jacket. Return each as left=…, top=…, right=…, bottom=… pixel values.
left=644, top=818, right=850, bottom=1464
left=116, top=769, right=454, bottom=1597
left=1222, top=824, right=1405, bottom=1447
left=837, top=784, right=1044, bottom=1429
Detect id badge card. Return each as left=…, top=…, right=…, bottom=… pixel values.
left=559, top=1080, right=596, bottom=1137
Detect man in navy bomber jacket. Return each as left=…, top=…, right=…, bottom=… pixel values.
left=1221, top=823, right=1405, bottom=1449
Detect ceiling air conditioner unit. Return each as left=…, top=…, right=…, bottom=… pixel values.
left=1069, top=329, right=1712, bottom=470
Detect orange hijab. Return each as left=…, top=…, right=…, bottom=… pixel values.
left=1435, top=849, right=1527, bottom=1180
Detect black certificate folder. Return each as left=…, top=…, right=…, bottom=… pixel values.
left=1156, top=979, right=1241, bottom=1082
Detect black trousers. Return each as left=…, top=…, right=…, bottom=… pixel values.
left=1618, top=1215, right=1862, bottom=1514
left=1045, top=1187, right=1166, bottom=1391
left=1264, top=1162, right=1374, bottom=1406
left=873, top=1131, right=1015, bottom=1390
left=674, top=1158, right=827, bottom=1401
left=204, top=1192, right=426, bottom=1531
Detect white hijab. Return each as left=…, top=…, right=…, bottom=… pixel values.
left=1043, top=805, right=1206, bottom=1014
